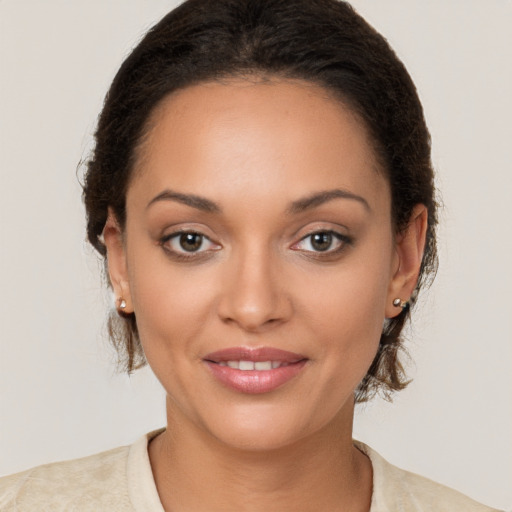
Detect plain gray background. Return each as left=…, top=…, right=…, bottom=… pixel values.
left=1, top=1, right=511, bottom=510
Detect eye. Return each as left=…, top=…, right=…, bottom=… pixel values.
left=292, top=230, right=350, bottom=254
left=160, top=231, right=220, bottom=257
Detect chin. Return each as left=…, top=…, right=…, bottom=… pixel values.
left=209, top=420, right=310, bottom=453
left=192, top=398, right=347, bottom=454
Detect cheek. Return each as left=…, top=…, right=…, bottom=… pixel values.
left=292, top=246, right=393, bottom=379
left=126, top=246, right=215, bottom=362
left=127, top=255, right=219, bottom=422
left=298, top=258, right=390, bottom=336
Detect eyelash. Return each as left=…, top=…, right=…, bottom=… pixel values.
left=291, top=230, right=352, bottom=257
left=159, top=229, right=352, bottom=261
left=159, top=230, right=220, bottom=261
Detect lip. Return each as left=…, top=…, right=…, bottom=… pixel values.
left=204, top=347, right=308, bottom=394
left=205, top=347, right=306, bottom=363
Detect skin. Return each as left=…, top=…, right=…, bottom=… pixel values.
left=104, top=78, right=427, bottom=511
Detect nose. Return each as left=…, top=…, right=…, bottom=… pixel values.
left=216, top=245, right=293, bottom=332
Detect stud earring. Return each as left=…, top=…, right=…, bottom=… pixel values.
left=119, top=298, right=127, bottom=310
left=393, top=298, right=408, bottom=309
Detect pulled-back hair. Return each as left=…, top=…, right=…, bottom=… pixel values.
left=83, top=0, right=437, bottom=402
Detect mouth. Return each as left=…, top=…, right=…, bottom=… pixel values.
left=217, top=360, right=296, bottom=370
left=204, top=347, right=308, bottom=394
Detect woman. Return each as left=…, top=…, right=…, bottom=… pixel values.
left=0, top=0, right=505, bottom=510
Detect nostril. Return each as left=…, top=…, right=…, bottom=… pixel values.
left=220, top=310, right=286, bottom=332
left=216, top=267, right=293, bottom=330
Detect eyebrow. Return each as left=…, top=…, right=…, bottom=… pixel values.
left=286, top=189, right=370, bottom=214
left=146, top=187, right=370, bottom=214
left=147, top=190, right=221, bottom=213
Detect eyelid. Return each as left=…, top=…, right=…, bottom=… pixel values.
left=159, top=229, right=222, bottom=259
left=290, top=229, right=352, bottom=254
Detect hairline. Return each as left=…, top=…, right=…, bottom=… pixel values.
left=127, top=72, right=390, bottom=203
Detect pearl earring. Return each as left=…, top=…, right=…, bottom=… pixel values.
left=393, top=298, right=408, bottom=309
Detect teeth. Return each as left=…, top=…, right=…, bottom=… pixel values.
left=254, top=361, right=272, bottom=370
left=239, top=360, right=255, bottom=370
left=223, top=360, right=282, bottom=370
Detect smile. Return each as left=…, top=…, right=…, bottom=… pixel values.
left=204, top=347, right=308, bottom=394
left=219, top=360, right=293, bottom=370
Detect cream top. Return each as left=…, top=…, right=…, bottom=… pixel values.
left=0, top=428, right=501, bottom=511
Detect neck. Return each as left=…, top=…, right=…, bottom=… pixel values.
left=148, top=396, right=372, bottom=512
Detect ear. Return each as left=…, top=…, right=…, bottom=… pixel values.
left=385, top=204, right=428, bottom=319
left=103, top=208, right=133, bottom=314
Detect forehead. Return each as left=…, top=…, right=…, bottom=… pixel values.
left=128, top=78, right=389, bottom=214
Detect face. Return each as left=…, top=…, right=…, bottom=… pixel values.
left=106, top=79, right=422, bottom=451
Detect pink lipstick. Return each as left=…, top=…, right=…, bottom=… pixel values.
left=204, top=347, right=308, bottom=394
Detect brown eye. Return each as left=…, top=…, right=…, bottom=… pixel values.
left=291, top=230, right=350, bottom=255
left=179, top=233, right=203, bottom=252
left=160, top=231, right=221, bottom=258
left=310, top=232, right=333, bottom=252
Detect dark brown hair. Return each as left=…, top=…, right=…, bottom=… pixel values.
left=83, top=0, right=438, bottom=402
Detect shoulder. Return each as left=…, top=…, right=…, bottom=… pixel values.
left=0, top=444, right=131, bottom=511
left=354, top=441, right=503, bottom=512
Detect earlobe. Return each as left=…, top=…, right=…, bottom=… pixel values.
left=103, top=209, right=134, bottom=314
left=386, top=204, right=428, bottom=318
